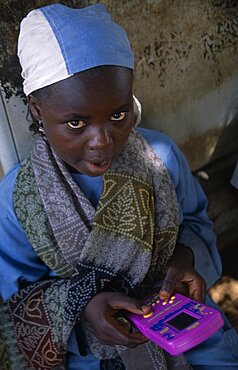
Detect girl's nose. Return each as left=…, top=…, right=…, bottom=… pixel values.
left=88, top=126, right=113, bottom=151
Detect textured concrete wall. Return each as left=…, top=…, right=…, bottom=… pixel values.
left=0, top=0, right=238, bottom=171
left=106, top=0, right=238, bottom=169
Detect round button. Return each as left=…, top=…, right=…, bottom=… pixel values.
left=162, top=301, right=167, bottom=305
left=143, top=311, right=153, bottom=318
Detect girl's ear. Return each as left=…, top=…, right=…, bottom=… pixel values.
left=27, top=94, right=42, bottom=121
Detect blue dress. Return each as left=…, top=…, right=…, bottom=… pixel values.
left=0, top=128, right=237, bottom=369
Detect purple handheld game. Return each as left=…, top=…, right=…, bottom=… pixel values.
left=128, top=291, right=224, bottom=356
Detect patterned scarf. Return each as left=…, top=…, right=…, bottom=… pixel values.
left=0, top=131, right=192, bottom=369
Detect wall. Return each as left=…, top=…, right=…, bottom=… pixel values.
left=0, top=0, right=238, bottom=174
left=106, top=0, right=238, bottom=169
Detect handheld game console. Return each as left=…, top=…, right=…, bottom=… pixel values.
left=128, top=291, right=224, bottom=355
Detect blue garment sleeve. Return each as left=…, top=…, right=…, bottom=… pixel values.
left=136, top=128, right=222, bottom=288
left=0, top=164, right=56, bottom=302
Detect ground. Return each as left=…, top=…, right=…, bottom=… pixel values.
left=195, top=153, right=238, bottom=332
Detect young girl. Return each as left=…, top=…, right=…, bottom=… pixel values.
left=0, top=3, right=237, bottom=370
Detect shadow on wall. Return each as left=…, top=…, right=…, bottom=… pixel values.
left=194, top=112, right=238, bottom=241
left=193, top=113, right=238, bottom=274
left=193, top=110, right=238, bottom=176
left=209, top=111, right=238, bottom=166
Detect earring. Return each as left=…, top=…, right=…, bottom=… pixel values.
left=133, top=95, right=142, bottom=127
left=38, top=120, right=45, bottom=134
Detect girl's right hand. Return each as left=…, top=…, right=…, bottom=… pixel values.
left=84, top=291, right=150, bottom=347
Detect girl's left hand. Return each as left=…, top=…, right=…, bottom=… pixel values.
left=159, top=244, right=206, bottom=303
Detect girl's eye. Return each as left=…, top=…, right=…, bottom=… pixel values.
left=66, top=120, right=86, bottom=129
left=111, top=112, right=126, bottom=121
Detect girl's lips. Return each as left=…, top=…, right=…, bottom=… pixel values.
left=84, top=159, right=111, bottom=175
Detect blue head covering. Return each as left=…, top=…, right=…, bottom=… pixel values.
left=18, top=3, right=134, bottom=95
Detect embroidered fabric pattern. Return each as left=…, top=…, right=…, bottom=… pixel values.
left=13, top=158, right=74, bottom=278
left=0, top=280, right=69, bottom=370
left=64, top=262, right=125, bottom=323
left=94, top=174, right=155, bottom=251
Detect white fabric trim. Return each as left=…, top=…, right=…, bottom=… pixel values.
left=18, top=10, right=70, bottom=96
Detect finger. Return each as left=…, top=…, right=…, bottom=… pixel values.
left=181, top=271, right=206, bottom=303
left=174, top=281, right=189, bottom=296
left=109, top=294, right=150, bottom=315
left=159, top=267, right=178, bottom=300
left=95, top=316, right=148, bottom=347
left=189, top=275, right=206, bottom=303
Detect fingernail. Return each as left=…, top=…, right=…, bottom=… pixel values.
left=159, top=290, right=169, bottom=299
left=142, top=305, right=150, bottom=312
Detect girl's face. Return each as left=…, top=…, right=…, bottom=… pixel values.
left=28, top=67, right=134, bottom=176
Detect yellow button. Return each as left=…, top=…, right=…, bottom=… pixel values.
left=143, top=311, right=153, bottom=318
left=171, top=296, right=176, bottom=300
left=156, top=300, right=160, bottom=304
left=152, top=303, right=156, bottom=306
left=169, top=300, right=174, bottom=304
left=162, top=301, right=167, bottom=305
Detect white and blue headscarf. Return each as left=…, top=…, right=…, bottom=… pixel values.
left=17, top=3, right=134, bottom=96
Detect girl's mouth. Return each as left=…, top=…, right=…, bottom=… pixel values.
left=85, top=160, right=111, bottom=175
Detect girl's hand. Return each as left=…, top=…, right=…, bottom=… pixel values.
left=84, top=291, right=150, bottom=347
left=159, top=244, right=206, bottom=303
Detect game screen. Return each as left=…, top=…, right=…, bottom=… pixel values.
left=166, top=312, right=197, bottom=330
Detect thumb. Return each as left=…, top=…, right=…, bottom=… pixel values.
left=111, top=294, right=151, bottom=315
left=127, top=304, right=151, bottom=315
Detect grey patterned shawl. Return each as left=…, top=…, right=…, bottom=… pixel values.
left=0, top=130, right=192, bottom=370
